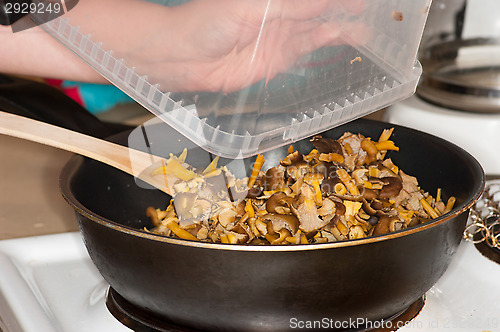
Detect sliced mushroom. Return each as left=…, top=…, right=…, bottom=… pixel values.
left=379, top=177, right=403, bottom=199
left=294, top=199, right=328, bottom=233
left=373, top=215, right=399, bottom=236
left=228, top=185, right=248, bottom=202
left=217, top=207, right=237, bottom=228
left=173, top=192, right=197, bottom=219
left=348, top=225, right=366, bottom=240
left=361, top=198, right=378, bottom=215
left=327, top=197, right=347, bottom=216
left=360, top=139, right=379, bottom=164
left=317, top=197, right=336, bottom=216
left=261, top=212, right=299, bottom=234
left=286, top=161, right=310, bottom=181
left=264, top=166, right=285, bottom=191
left=230, top=222, right=252, bottom=242
left=361, top=188, right=379, bottom=200
left=146, top=206, right=161, bottom=227
left=267, top=228, right=292, bottom=245
left=389, top=218, right=404, bottom=233
left=266, top=192, right=288, bottom=214
left=352, top=168, right=368, bottom=185
left=321, top=177, right=341, bottom=194
left=280, top=150, right=304, bottom=166
left=311, top=136, right=343, bottom=154
left=377, top=163, right=400, bottom=179
left=246, top=186, right=263, bottom=199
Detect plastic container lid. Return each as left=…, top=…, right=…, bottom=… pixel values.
left=35, top=0, right=431, bottom=158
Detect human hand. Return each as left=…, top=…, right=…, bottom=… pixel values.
left=133, top=0, right=366, bottom=93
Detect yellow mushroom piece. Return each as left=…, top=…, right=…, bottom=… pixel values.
left=334, top=182, right=347, bottom=195
left=152, top=158, right=197, bottom=182
left=304, top=149, right=319, bottom=162
left=344, top=143, right=353, bottom=155
left=266, top=228, right=292, bottom=245
left=202, top=156, right=220, bottom=174
left=378, top=128, right=395, bottom=143
left=330, top=227, right=346, bottom=241
left=319, top=152, right=344, bottom=164
left=360, top=139, right=379, bottom=164
left=382, top=158, right=399, bottom=174
left=348, top=225, right=366, bottom=240
left=220, top=233, right=244, bottom=244
left=285, top=230, right=304, bottom=244
left=165, top=218, right=198, bottom=241
left=245, top=199, right=255, bottom=218
left=444, top=196, right=456, bottom=214
left=436, top=188, right=442, bottom=202
left=247, top=154, right=265, bottom=188
left=336, top=169, right=360, bottom=196
left=311, top=179, right=323, bottom=206
left=336, top=220, right=349, bottom=236
left=368, top=165, right=380, bottom=178
left=344, top=200, right=363, bottom=218
left=420, top=198, right=440, bottom=219
left=304, top=173, right=324, bottom=206
left=375, top=140, right=399, bottom=152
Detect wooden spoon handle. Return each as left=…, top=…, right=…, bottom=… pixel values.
left=0, top=110, right=172, bottom=195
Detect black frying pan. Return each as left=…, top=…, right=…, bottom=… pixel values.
left=59, top=117, right=484, bottom=331
left=0, top=74, right=485, bottom=331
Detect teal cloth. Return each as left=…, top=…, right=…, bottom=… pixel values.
left=61, top=81, right=134, bottom=114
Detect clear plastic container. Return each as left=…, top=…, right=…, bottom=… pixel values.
left=34, top=0, right=431, bottom=158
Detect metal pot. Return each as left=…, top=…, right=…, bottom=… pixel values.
left=418, top=37, right=500, bottom=113
left=59, top=118, right=484, bottom=331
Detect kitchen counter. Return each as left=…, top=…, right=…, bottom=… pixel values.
left=0, top=102, right=154, bottom=240
left=0, top=135, right=77, bottom=240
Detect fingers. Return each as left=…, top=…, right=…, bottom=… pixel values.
left=265, top=0, right=330, bottom=21
left=281, top=22, right=342, bottom=66
left=265, top=0, right=365, bottom=21
left=332, top=0, right=365, bottom=16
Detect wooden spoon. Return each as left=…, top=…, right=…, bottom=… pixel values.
left=0, top=110, right=173, bottom=196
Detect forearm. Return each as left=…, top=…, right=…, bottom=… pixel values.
left=0, top=0, right=173, bottom=83
left=0, top=19, right=106, bottom=82
left=0, top=0, right=363, bottom=93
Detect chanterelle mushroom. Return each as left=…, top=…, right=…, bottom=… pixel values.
left=147, top=129, right=456, bottom=245
left=293, top=185, right=328, bottom=233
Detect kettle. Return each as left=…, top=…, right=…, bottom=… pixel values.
left=421, top=0, right=500, bottom=51
left=415, top=0, right=500, bottom=113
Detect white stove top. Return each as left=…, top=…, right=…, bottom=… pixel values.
left=0, top=231, right=499, bottom=332
left=0, top=233, right=130, bottom=332
left=384, top=95, right=500, bottom=175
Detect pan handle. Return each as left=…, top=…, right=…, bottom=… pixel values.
left=0, top=74, right=131, bottom=139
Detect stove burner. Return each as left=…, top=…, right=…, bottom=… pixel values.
left=106, top=287, right=425, bottom=332
left=106, top=288, right=201, bottom=332
left=369, top=296, right=424, bottom=332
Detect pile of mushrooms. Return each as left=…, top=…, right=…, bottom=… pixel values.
left=146, top=128, right=456, bottom=244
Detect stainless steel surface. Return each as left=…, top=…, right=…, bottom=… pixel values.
left=418, top=37, right=500, bottom=113
left=465, top=179, right=500, bottom=249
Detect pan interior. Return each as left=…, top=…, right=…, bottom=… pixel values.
left=60, top=118, right=485, bottom=247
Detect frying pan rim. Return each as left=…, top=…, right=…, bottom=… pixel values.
left=59, top=119, right=485, bottom=251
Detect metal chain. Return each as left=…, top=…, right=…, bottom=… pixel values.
left=464, top=180, right=500, bottom=249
